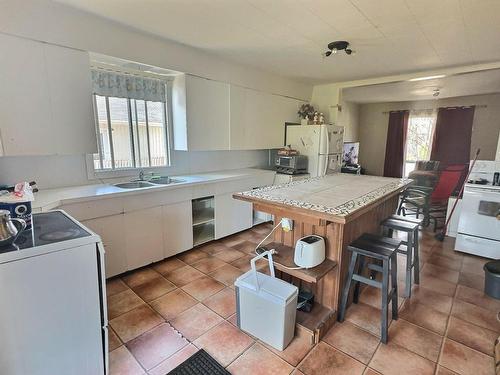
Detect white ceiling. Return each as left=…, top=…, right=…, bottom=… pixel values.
left=54, top=0, right=500, bottom=83
left=342, top=69, right=500, bottom=103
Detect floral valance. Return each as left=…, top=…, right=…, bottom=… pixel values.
left=91, top=69, right=166, bottom=102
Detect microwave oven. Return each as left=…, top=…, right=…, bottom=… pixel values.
left=275, top=155, right=308, bottom=175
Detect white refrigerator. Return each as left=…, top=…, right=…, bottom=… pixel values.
left=285, top=124, right=344, bottom=177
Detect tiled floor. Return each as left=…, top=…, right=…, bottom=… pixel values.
left=107, top=223, right=498, bottom=375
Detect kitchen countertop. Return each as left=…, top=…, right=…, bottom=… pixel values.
left=235, top=173, right=411, bottom=222
left=32, top=168, right=275, bottom=211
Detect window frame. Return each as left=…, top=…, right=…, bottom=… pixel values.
left=86, top=81, right=173, bottom=180
left=403, top=111, right=436, bottom=177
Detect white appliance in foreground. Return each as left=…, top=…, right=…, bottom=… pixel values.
left=456, top=160, right=500, bottom=258
left=0, top=210, right=107, bottom=375
left=286, top=124, right=344, bottom=177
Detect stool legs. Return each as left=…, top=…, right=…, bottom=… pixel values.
left=405, top=231, right=413, bottom=298
left=390, top=255, right=398, bottom=320
left=353, top=255, right=365, bottom=304
left=381, top=259, right=389, bottom=344
left=413, top=228, right=420, bottom=285
left=338, top=252, right=358, bottom=322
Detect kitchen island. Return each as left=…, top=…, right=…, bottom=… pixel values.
left=234, top=173, right=411, bottom=343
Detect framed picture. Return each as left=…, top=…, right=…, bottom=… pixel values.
left=343, top=142, right=359, bottom=166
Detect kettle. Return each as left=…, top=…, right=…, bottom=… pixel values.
left=0, top=209, right=27, bottom=247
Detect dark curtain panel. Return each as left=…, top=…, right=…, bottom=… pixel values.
left=430, top=106, right=475, bottom=165
left=383, top=110, right=409, bottom=178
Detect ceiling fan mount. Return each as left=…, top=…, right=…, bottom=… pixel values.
left=324, top=41, right=354, bottom=57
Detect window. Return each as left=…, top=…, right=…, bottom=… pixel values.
left=90, top=68, right=171, bottom=172
left=404, top=111, right=436, bottom=176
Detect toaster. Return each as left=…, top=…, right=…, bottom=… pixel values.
left=294, top=235, right=325, bottom=268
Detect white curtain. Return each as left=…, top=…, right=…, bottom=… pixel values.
left=91, top=69, right=166, bottom=102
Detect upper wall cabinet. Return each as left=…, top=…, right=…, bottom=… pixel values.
left=0, top=34, right=97, bottom=156
left=230, top=86, right=302, bottom=150
left=172, top=74, right=230, bottom=151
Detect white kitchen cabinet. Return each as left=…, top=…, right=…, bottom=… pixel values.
left=172, top=74, right=230, bottom=151
left=124, top=206, right=164, bottom=269
left=230, top=86, right=302, bottom=150
left=215, top=193, right=253, bottom=239
left=162, top=201, right=193, bottom=258
left=0, top=34, right=97, bottom=156
left=82, top=214, right=127, bottom=278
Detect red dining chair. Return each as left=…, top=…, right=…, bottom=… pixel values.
left=398, top=164, right=467, bottom=231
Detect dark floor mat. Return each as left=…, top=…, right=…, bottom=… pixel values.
left=168, top=349, right=231, bottom=375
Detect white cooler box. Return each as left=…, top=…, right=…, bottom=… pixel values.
left=235, top=251, right=298, bottom=351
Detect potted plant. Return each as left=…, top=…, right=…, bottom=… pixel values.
left=298, top=104, right=315, bottom=125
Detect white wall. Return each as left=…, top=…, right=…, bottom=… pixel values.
left=0, top=0, right=311, bottom=189
left=358, top=94, right=500, bottom=176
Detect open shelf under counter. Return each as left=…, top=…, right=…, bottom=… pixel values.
left=192, top=207, right=215, bottom=226
left=263, top=242, right=337, bottom=284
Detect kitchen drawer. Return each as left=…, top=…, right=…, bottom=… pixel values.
left=192, top=183, right=217, bottom=199
left=122, top=187, right=192, bottom=212
left=60, top=198, right=123, bottom=221
left=455, top=234, right=500, bottom=259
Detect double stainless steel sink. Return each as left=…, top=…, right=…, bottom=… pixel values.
left=114, top=177, right=184, bottom=190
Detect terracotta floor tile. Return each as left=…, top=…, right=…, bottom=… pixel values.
left=122, top=267, right=160, bottom=288
left=345, top=302, right=386, bottom=337
left=107, top=289, right=145, bottom=320
left=109, top=346, right=145, bottom=375
left=227, top=313, right=238, bottom=326
left=194, top=321, right=254, bottom=367
left=203, top=288, right=236, bottom=318
left=148, top=344, right=198, bottom=375
left=427, top=254, right=462, bottom=271
left=110, top=305, right=164, bottom=343
left=214, top=247, right=246, bottom=263
left=163, top=265, right=204, bottom=287
left=263, top=328, right=314, bottom=367
left=410, top=286, right=454, bottom=314
left=447, top=317, right=497, bottom=356
left=221, top=235, right=246, bottom=248
left=171, top=303, right=223, bottom=341
left=399, top=300, right=448, bottom=335
left=458, top=271, right=484, bottom=291
left=197, top=242, right=224, bottom=255
left=461, top=256, right=488, bottom=276
left=152, top=258, right=185, bottom=275
left=455, top=284, right=500, bottom=312
left=299, top=341, right=365, bottom=375
left=451, top=299, right=500, bottom=332
left=191, top=256, right=228, bottom=274
left=149, top=289, right=197, bottom=320
left=439, top=338, right=494, bottom=375
left=230, top=254, right=268, bottom=272
left=388, top=319, right=442, bottom=362
left=232, top=240, right=258, bottom=255
left=364, top=369, right=382, bottom=375
left=177, top=248, right=210, bottom=264
left=369, top=342, right=435, bottom=375
left=436, top=365, right=460, bottom=374
left=358, top=285, right=405, bottom=311
left=421, top=263, right=459, bottom=284
left=106, top=278, right=129, bottom=297
left=131, top=276, right=176, bottom=302
left=322, top=321, right=380, bottom=365
left=208, top=264, right=244, bottom=288
left=419, top=274, right=457, bottom=298
left=227, top=342, right=294, bottom=375
left=126, top=323, right=188, bottom=370
left=182, top=275, right=225, bottom=301
left=108, top=327, right=122, bottom=352
left=293, top=370, right=306, bottom=375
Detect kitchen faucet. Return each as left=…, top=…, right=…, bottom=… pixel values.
left=138, top=170, right=145, bottom=181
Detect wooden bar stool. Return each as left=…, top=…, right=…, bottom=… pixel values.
left=338, top=233, right=400, bottom=344
left=381, top=218, right=420, bottom=298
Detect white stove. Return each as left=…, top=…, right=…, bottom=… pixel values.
left=456, top=182, right=500, bottom=259
left=0, top=210, right=108, bottom=375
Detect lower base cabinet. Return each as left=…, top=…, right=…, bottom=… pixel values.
left=82, top=214, right=127, bottom=278
left=215, top=193, right=253, bottom=239
left=163, top=201, right=193, bottom=258
left=124, top=206, right=164, bottom=270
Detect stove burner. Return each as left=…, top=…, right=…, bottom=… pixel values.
left=39, top=228, right=82, bottom=242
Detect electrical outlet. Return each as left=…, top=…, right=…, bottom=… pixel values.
left=281, top=218, right=293, bottom=232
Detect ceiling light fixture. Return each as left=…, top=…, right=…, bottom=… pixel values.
left=408, top=75, right=446, bottom=82
left=324, top=41, right=354, bottom=57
